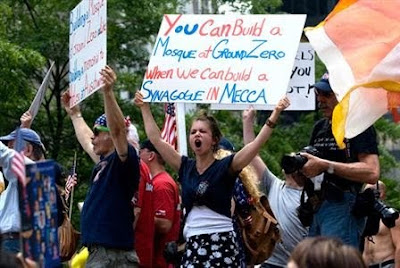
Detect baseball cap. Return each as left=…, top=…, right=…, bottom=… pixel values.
left=311, top=72, right=332, bottom=93
left=140, top=139, right=160, bottom=155
left=0, top=128, right=46, bottom=151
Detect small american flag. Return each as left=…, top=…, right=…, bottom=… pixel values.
left=11, top=128, right=27, bottom=186
left=65, top=175, right=75, bottom=201
left=12, top=128, right=32, bottom=220
left=161, top=103, right=177, bottom=149
left=65, top=152, right=77, bottom=202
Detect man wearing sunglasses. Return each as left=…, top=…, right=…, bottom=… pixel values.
left=300, top=72, right=380, bottom=248
left=62, top=66, right=140, bottom=267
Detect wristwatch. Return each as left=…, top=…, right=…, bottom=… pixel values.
left=327, top=163, right=334, bottom=174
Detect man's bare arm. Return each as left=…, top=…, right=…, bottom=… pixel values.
left=301, top=152, right=379, bottom=184
left=61, top=90, right=99, bottom=163
left=101, top=66, right=128, bottom=162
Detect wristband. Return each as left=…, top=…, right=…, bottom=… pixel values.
left=265, top=118, right=276, bottom=128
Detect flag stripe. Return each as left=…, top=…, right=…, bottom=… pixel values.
left=11, top=151, right=26, bottom=185
left=160, top=103, right=177, bottom=149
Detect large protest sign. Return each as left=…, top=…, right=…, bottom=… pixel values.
left=141, top=14, right=306, bottom=105
left=69, top=0, right=107, bottom=107
left=211, top=43, right=315, bottom=110
left=19, top=160, right=60, bottom=268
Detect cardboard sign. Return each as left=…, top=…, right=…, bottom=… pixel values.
left=19, top=160, right=60, bottom=268
left=69, top=0, right=107, bottom=107
left=141, top=14, right=306, bottom=105
left=211, top=43, right=315, bottom=110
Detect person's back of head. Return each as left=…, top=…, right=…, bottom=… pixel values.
left=288, top=237, right=366, bottom=268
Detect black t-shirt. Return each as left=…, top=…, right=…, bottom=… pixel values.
left=309, top=118, right=378, bottom=190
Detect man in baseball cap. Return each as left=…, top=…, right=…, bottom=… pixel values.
left=312, top=72, right=333, bottom=93
left=311, top=72, right=337, bottom=118
left=0, top=128, right=46, bottom=160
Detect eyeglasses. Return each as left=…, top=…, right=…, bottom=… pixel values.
left=93, top=126, right=110, bottom=136
left=314, top=88, right=334, bottom=98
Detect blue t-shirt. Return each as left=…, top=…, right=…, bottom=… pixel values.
left=179, top=154, right=237, bottom=218
left=81, top=144, right=140, bottom=249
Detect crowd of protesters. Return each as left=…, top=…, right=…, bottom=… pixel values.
left=0, top=66, right=399, bottom=268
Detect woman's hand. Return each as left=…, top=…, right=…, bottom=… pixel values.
left=134, top=91, right=148, bottom=108
left=242, top=107, right=256, bottom=124
left=275, top=96, right=290, bottom=112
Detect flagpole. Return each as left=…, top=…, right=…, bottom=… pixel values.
left=176, top=103, right=188, bottom=156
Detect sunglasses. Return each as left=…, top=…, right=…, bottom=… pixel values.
left=314, top=88, right=334, bottom=98
left=93, top=126, right=110, bottom=136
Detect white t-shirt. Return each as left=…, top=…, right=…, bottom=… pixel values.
left=183, top=205, right=233, bottom=239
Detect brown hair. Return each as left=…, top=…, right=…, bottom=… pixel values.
left=194, top=110, right=222, bottom=152
left=289, top=237, right=366, bottom=268
left=214, top=148, right=261, bottom=202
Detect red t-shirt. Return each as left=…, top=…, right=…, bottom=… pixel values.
left=152, top=172, right=181, bottom=268
left=134, top=161, right=154, bottom=267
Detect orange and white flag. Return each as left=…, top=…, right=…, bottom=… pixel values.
left=305, top=0, right=400, bottom=148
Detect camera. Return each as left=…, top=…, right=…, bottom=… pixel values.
left=353, top=188, right=399, bottom=229
left=281, top=146, right=320, bottom=174
left=373, top=198, right=399, bottom=228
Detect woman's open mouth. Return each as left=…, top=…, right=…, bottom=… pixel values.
left=195, top=140, right=202, bottom=148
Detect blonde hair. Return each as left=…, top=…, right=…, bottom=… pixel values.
left=214, top=148, right=261, bottom=202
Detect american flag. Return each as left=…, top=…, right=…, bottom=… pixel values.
left=161, top=103, right=177, bottom=149
left=65, top=152, right=77, bottom=202
left=11, top=128, right=27, bottom=186
left=12, top=128, right=32, bottom=219
left=65, top=175, right=75, bottom=201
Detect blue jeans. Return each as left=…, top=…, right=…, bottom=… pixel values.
left=308, top=192, right=365, bottom=248
left=1, top=237, right=20, bottom=254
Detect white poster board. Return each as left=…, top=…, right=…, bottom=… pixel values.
left=141, top=14, right=306, bottom=105
left=69, top=0, right=107, bottom=107
left=211, top=43, right=315, bottom=110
